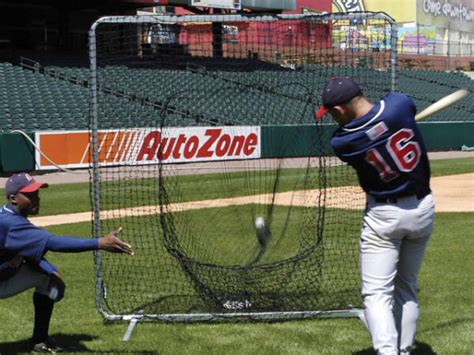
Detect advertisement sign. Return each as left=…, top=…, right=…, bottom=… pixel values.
left=333, top=0, right=415, bottom=24
left=35, top=127, right=261, bottom=170
left=191, top=0, right=241, bottom=10
left=332, top=25, right=391, bottom=51
left=398, top=26, right=436, bottom=53
left=417, top=0, right=474, bottom=32
left=333, top=0, right=366, bottom=12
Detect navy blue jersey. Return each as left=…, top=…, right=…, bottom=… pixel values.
left=331, top=92, right=431, bottom=198
left=0, top=204, right=98, bottom=280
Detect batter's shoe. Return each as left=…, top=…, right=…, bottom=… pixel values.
left=31, top=337, right=64, bottom=353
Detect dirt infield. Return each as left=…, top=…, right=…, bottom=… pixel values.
left=430, top=173, right=474, bottom=212
left=2, top=151, right=473, bottom=186
left=29, top=172, right=474, bottom=227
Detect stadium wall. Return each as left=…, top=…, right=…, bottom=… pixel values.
left=0, top=132, right=35, bottom=172
left=0, top=124, right=473, bottom=173
left=262, top=123, right=474, bottom=158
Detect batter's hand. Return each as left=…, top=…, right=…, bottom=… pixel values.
left=99, top=227, right=134, bottom=255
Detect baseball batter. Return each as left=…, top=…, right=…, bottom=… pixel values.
left=317, top=77, right=435, bottom=354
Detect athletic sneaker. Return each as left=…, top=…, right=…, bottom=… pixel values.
left=31, top=337, right=64, bottom=353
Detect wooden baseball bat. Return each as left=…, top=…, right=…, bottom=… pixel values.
left=415, top=89, right=469, bottom=121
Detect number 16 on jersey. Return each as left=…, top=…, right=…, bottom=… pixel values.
left=366, top=128, right=421, bottom=182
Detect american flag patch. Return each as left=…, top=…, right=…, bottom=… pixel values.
left=366, top=122, right=388, bottom=141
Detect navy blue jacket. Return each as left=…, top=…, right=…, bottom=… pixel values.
left=0, top=204, right=98, bottom=280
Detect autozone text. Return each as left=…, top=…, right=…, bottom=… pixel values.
left=137, top=128, right=259, bottom=162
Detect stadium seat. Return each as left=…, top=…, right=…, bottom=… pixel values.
left=0, top=61, right=472, bottom=133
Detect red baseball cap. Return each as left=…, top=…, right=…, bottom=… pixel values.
left=316, top=76, right=362, bottom=119
left=5, top=173, right=48, bottom=196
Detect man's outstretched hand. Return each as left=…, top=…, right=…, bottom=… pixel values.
left=98, top=227, right=134, bottom=255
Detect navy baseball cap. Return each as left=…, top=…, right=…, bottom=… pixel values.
left=316, top=77, right=363, bottom=119
left=5, top=173, right=48, bottom=196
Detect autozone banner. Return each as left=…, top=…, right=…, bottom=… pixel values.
left=35, top=126, right=261, bottom=170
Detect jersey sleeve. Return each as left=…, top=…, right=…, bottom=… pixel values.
left=384, top=92, right=417, bottom=130
left=46, top=236, right=99, bottom=252
left=330, top=128, right=351, bottom=162
left=37, top=258, right=58, bottom=275
left=5, top=219, right=52, bottom=262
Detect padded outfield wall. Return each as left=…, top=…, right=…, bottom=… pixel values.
left=0, top=123, right=473, bottom=173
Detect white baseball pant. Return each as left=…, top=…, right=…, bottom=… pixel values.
left=360, top=193, right=435, bottom=354
left=0, top=263, right=50, bottom=299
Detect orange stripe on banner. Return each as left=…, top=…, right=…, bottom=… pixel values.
left=39, top=132, right=90, bottom=166
left=110, top=132, right=125, bottom=162
left=80, top=142, right=91, bottom=164
left=68, top=132, right=91, bottom=164
left=124, top=131, right=140, bottom=162
left=105, top=132, right=119, bottom=162
left=114, top=131, right=130, bottom=163
left=98, top=132, right=114, bottom=162
left=104, top=131, right=125, bottom=163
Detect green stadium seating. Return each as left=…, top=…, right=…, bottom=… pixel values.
left=0, top=61, right=472, bottom=133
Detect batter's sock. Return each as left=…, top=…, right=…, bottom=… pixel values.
left=32, top=292, right=55, bottom=343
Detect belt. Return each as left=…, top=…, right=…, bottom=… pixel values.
left=373, top=190, right=430, bottom=204
left=374, top=196, right=398, bottom=203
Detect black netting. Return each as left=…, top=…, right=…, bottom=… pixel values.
left=90, top=13, right=394, bottom=318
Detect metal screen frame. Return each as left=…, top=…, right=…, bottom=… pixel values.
left=88, top=12, right=398, bottom=325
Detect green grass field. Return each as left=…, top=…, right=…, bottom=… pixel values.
left=0, top=157, right=473, bottom=354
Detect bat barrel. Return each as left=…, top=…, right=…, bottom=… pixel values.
left=415, top=89, right=469, bottom=121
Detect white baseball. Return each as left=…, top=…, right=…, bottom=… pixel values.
left=255, top=216, right=265, bottom=229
